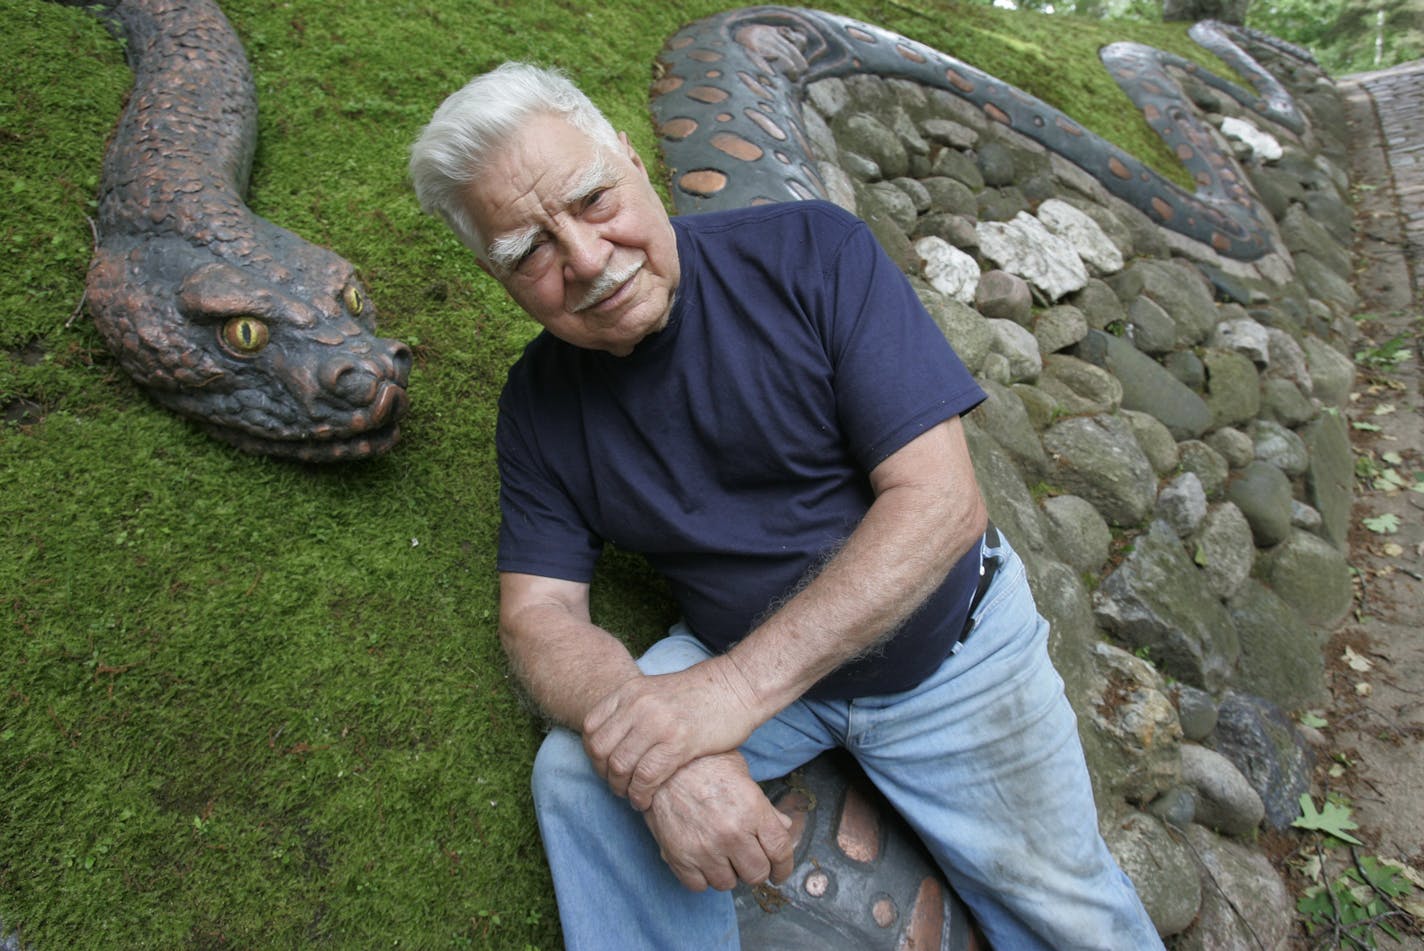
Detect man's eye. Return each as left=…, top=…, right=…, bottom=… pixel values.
left=583, top=189, right=608, bottom=212
left=516, top=240, right=549, bottom=271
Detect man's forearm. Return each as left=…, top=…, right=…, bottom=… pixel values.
left=500, top=600, right=642, bottom=731
left=723, top=473, right=985, bottom=715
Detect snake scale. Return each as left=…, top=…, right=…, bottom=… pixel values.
left=73, top=0, right=411, bottom=462
left=650, top=7, right=1307, bottom=261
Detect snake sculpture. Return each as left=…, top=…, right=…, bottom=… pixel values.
left=651, top=7, right=1306, bottom=260
left=650, top=8, right=1318, bottom=947
left=70, top=0, right=411, bottom=462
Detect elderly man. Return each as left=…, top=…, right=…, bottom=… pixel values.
left=409, top=62, right=1163, bottom=951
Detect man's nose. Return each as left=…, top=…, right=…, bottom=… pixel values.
left=560, top=222, right=610, bottom=282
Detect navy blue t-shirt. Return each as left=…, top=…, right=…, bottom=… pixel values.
left=496, top=201, right=986, bottom=699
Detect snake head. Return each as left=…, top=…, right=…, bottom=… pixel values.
left=87, top=233, right=412, bottom=462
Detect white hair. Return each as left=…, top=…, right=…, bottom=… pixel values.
left=408, top=62, right=622, bottom=257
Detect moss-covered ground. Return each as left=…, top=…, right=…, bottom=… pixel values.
left=3, top=1, right=1250, bottom=946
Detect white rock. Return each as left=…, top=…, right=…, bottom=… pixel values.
left=1036, top=198, right=1124, bottom=276
left=1220, top=116, right=1283, bottom=163
left=975, top=212, right=1088, bottom=301
left=1213, top=317, right=1272, bottom=366
left=913, top=236, right=980, bottom=304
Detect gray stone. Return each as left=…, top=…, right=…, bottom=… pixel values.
left=1011, top=383, right=1058, bottom=430
left=1086, top=643, right=1183, bottom=806
left=919, top=118, right=978, bottom=150
left=1041, top=494, right=1111, bottom=575
left=1210, top=692, right=1314, bottom=829
left=1104, top=812, right=1201, bottom=939
left=911, top=212, right=977, bottom=250
left=1157, top=472, right=1208, bottom=538
left=802, top=105, right=840, bottom=163
left=854, top=184, right=917, bottom=271
left=1295, top=252, right=1361, bottom=318
left=863, top=180, right=917, bottom=231
left=1120, top=409, right=1179, bottom=476
left=889, top=176, right=931, bottom=214
left=1280, top=204, right=1352, bottom=280
left=975, top=186, right=1030, bottom=223
left=1202, top=348, right=1262, bottom=430
left=817, top=161, right=857, bottom=215
left=1179, top=743, right=1265, bottom=837
left=974, top=269, right=1033, bottom=325
left=1148, top=786, right=1197, bottom=829
left=929, top=148, right=984, bottom=191
left=976, top=213, right=1089, bottom=301
left=1256, top=529, right=1354, bottom=631
left=986, top=318, right=1043, bottom=383
left=1224, top=460, right=1294, bottom=547
left=1203, top=427, right=1254, bottom=469
left=1125, top=296, right=1177, bottom=355
left=1164, top=349, right=1206, bottom=391
left=1228, top=579, right=1329, bottom=710
left=980, top=352, right=1012, bottom=385
left=1190, top=502, right=1255, bottom=600
left=1301, top=334, right=1355, bottom=409
left=1074, top=330, right=1211, bottom=440
left=1290, top=499, right=1323, bottom=533
left=1301, top=410, right=1353, bottom=550
left=1303, top=189, right=1354, bottom=245
left=838, top=149, right=881, bottom=182
left=1173, top=826, right=1293, bottom=951
left=1173, top=684, right=1219, bottom=742
left=1265, top=327, right=1312, bottom=390
left=805, top=78, right=849, bottom=119
left=1043, top=413, right=1158, bottom=527
left=1037, top=355, right=1121, bottom=416
left=1249, top=419, right=1309, bottom=476
left=1110, top=259, right=1218, bottom=347
left=1259, top=377, right=1318, bottom=428
left=837, top=112, right=908, bottom=179
left=1178, top=441, right=1230, bottom=499
left=1069, top=279, right=1126, bottom=332
left=917, top=289, right=993, bottom=375
left=975, top=140, right=1017, bottom=187
left=913, top=236, right=979, bottom=304
left=1094, top=521, right=1241, bottom=691
left=973, top=380, right=1050, bottom=481
left=1032, top=305, right=1088, bottom=355
left=963, top=419, right=1052, bottom=559
left=920, top=176, right=977, bottom=217
left=1037, top=198, right=1124, bottom=275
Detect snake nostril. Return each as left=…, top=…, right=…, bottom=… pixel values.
left=386, top=341, right=413, bottom=385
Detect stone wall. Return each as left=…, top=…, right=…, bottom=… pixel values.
left=802, top=34, right=1358, bottom=946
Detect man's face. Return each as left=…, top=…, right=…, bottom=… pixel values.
left=461, top=114, right=680, bottom=356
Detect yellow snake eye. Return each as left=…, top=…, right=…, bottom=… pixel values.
left=221, top=316, right=269, bottom=354
left=342, top=283, right=364, bottom=316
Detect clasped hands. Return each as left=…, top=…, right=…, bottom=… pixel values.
left=581, top=654, right=795, bottom=891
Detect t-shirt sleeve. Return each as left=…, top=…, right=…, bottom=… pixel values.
left=818, top=215, right=986, bottom=472
left=494, top=394, right=603, bottom=582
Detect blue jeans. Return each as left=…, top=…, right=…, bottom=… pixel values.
left=531, top=535, right=1164, bottom=950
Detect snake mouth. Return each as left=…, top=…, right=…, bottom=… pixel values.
left=201, top=381, right=411, bottom=463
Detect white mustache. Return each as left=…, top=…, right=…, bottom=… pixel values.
left=574, top=259, right=643, bottom=312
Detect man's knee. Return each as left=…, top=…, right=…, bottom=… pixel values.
left=531, top=727, right=593, bottom=808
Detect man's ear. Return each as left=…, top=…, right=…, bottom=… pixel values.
left=619, top=130, right=648, bottom=175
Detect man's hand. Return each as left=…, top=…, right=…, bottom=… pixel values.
left=643, top=752, right=795, bottom=892
left=582, top=655, right=767, bottom=810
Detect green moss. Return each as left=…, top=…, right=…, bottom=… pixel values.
left=1, top=1, right=1281, bottom=946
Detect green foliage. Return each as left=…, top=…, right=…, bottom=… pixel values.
left=1250, top=0, right=1423, bottom=73
left=1298, top=856, right=1414, bottom=948
left=1355, top=334, right=1413, bottom=371
left=1294, top=794, right=1364, bottom=844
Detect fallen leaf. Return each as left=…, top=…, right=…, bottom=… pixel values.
left=1356, top=681, right=1373, bottom=697
left=1382, top=451, right=1405, bottom=465
left=1374, top=403, right=1397, bottom=416
left=1343, top=646, right=1375, bottom=672
left=1363, top=512, right=1401, bottom=534
left=1383, top=542, right=1405, bottom=557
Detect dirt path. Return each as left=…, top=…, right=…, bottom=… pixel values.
left=1309, top=62, right=1424, bottom=948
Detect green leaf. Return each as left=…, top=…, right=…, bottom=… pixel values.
left=1363, top=513, right=1401, bottom=534
left=1299, top=712, right=1328, bottom=729
left=1293, top=794, right=1364, bottom=845
left=1353, top=421, right=1383, bottom=432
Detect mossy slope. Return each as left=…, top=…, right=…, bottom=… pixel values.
left=2, top=1, right=1247, bottom=946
